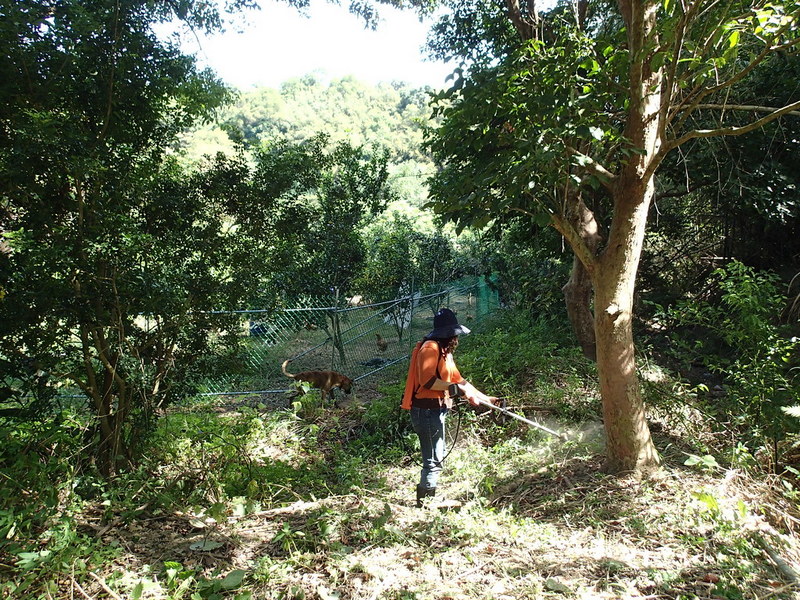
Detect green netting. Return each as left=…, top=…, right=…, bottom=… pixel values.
left=199, top=275, right=499, bottom=397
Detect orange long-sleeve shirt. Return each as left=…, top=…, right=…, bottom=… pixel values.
left=415, top=341, right=462, bottom=398
left=402, top=340, right=464, bottom=409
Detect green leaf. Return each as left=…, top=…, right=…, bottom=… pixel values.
left=189, top=540, right=224, bottom=552
left=692, top=491, right=720, bottom=513
left=165, top=562, right=183, bottom=584
left=207, top=502, right=227, bottom=522
left=651, top=51, right=668, bottom=71
left=16, top=550, right=51, bottom=569
left=131, top=582, right=145, bottom=600
left=684, top=453, right=719, bottom=471
left=737, top=500, right=747, bottom=520
left=220, top=570, right=247, bottom=590
left=545, top=578, right=572, bottom=593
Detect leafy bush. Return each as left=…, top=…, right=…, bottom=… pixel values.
left=349, top=379, right=416, bottom=463
left=0, top=418, right=112, bottom=598
left=460, top=220, right=571, bottom=314
left=455, top=308, right=598, bottom=420
left=659, top=261, right=800, bottom=468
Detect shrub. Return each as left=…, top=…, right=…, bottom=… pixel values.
left=661, top=261, right=800, bottom=470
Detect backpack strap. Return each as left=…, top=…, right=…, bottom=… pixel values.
left=401, top=340, right=446, bottom=409
left=401, top=342, right=423, bottom=410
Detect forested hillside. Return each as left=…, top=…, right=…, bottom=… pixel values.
left=2, top=0, right=800, bottom=599
left=178, top=75, right=436, bottom=222
left=223, top=75, right=431, bottom=161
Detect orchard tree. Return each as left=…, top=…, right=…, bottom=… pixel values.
left=356, top=216, right=460, bottom=338
left=250, top=134, right=393, bottom=302
left=0, top=0, right=403, bottom=476
left=357, top=216, right=419, bottom=339
left=420, top=0, right=800, bottom=474
left=247, top=134, right=393, bottom=361
left=0, top=0, right=264, bottom=475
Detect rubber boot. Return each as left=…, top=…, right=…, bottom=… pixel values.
left=416, top=485, right=436, bottom=508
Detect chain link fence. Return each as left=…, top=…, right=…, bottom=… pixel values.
left=199, top=275, right=500, bottom=399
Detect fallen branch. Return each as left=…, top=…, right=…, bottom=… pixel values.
left=753, top=532, right=800, bottom=584
left=71, top=577, right=94, bottom=600
left=227, top=491, right=377, bottom=523
left=756, top=582, right=799, bottom=600
left=92, top=502, right=152, bottom=536
left=454, top=562, right=486, bottom=581
left=88, top=572, right=123, bottom=600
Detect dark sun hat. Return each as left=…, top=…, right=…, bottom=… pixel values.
left=426, top=308, right=471, bottom=339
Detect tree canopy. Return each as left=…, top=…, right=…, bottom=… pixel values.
left=0, top=0, right=395, bottom=475
left=421, top=0, right=800, bottom=473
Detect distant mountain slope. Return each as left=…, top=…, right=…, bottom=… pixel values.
left=178, top=74, right=439, bottom=220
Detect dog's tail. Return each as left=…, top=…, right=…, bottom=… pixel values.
left=281, top=359, right=295, bottom=379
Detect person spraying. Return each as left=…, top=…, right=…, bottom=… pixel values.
left=402, top=308, right=498, bottom=507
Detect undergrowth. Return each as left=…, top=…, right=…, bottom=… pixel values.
left=2, top=308, right=799, bottom=599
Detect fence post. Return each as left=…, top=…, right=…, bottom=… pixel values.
left=330, top=288, right=346, bottom=366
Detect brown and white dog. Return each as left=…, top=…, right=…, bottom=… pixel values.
left=281, top=359, right=354, bottom=402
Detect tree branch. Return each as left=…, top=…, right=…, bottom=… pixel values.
left=659, top=0, right=703, bottom=139
left=692, top=103, right=800, bottom=117
left=670, top=27, right=800, bottom=132
left=664, top=99, right=800, bottom=151
left=99, top=0, right=121, bottom=143
left=550, top=212, right=599, bottom=276
left=505, top=0, right=537, bottom=41
left=566, top=147, right=617, bottom=191
left=655, top=178, right=717, bottom=201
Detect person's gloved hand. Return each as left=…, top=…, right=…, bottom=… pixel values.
left=448, top=382, right=479, bottom=406
left=459, top=381, right=494, bottom=407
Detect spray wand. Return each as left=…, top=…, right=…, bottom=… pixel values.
left=473, top=397, right=567, bottom=440
left=450, top=383, right=565, bottom=440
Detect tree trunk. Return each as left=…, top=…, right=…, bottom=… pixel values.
left=592, top=0, right=662, bottom=474
left=562, top=192, right=602, bottom=361
left=594, top=184, right=660, bottom=474
left=563, top=257, right=596, bottom=360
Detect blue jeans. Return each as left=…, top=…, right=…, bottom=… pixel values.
left=410, top=406, right=448, bottom=490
